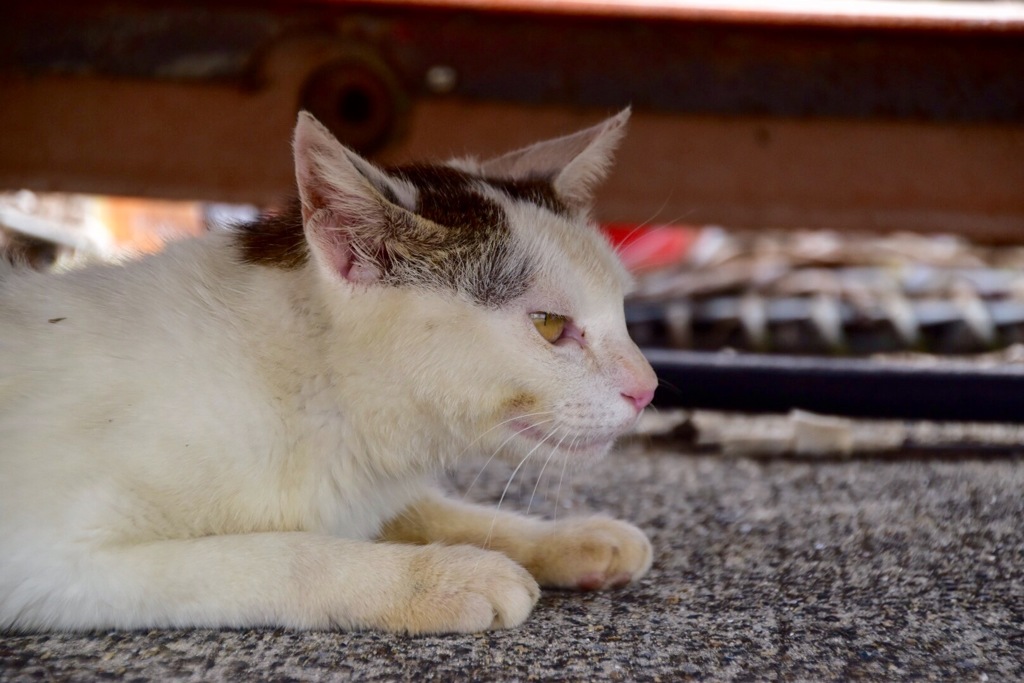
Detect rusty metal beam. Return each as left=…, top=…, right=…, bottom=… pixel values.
left=1, top=1, right=1022, bottom=239
left=4, top=2, right=1022, bottom=122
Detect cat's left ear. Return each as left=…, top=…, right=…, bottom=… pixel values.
left=292, top=111, right=411, bottom=283
left=478, top=108, right=630, bottom=208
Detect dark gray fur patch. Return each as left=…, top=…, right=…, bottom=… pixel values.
left=487, top=175, right=570, bottom=216
left=383, top=164, right=536, bottom=307
left=236, top=163, right=566, bottom=307
left=235, top=199, right=309, bottom=270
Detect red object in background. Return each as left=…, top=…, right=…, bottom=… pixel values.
left=602, top=223, right=702, bottom=272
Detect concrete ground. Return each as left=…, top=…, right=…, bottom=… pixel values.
left=3, top=421, right=1023, bottom=681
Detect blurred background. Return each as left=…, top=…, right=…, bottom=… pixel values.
left=2, top=0, right=1023, bottom=360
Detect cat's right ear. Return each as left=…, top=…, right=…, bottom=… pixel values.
left=478, top=109, right=630, bottom=209
left=293, top=111, right=407, bottom=284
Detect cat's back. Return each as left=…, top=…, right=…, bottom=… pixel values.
left=0, top=233, right=320, bottom=567
left=0, top=234, right=267, bottom=459
left=1, top=234, right=245, bottom=363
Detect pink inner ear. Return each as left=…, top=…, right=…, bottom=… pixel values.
left=305, top=212, right=356, bottom=281
left=294, top=114, right=395, bottom=285
left=330, top=246, right=356, bottom=280
left=348, top=262, right=380, bottom=283
left=307, top=213, right=386, bottom=285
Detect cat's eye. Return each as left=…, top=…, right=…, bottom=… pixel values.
left=530, top=312, right=567, bottom=343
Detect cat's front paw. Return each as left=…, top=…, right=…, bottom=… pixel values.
left=525, top=516, right=653, bottom=591
left=394, top=544, right=540, bottom=634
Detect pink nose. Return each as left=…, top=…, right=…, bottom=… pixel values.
left=621, top=388, right=655, bottom=412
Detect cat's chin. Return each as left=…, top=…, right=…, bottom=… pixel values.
left=508, top=421, right=616, bottom=457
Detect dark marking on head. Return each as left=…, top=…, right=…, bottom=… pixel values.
left=391, top=164, right=503, bottom=234
left=235, top=163, right=561, bottom=308
left=235, top=199, right=309, bottom=270
left=384, top=163, right=536, bottom=307
left=487, top=175, right=570, bottom=216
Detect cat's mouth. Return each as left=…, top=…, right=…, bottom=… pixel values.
left=509, top=420, right=616, bottom=454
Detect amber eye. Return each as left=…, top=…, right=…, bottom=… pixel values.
left=530, top=312, right=567, bottom=343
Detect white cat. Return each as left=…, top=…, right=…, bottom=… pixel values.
left=0, top=110, right=657, bottom=634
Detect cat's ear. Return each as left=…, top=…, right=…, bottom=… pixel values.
left=293, top=111, right=409, bottom=283
left=478, top=108, right=630, bottom=208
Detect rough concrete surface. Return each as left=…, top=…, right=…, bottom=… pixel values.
left=3, top=435, right=1023, bottom=681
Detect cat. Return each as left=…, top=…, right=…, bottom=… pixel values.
left=0, top=109, right=658, bottom=634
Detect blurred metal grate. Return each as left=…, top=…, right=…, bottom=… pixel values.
left=627, top=229, right=1024, bottom=356
left=625, top=228, right=1024, bottom=421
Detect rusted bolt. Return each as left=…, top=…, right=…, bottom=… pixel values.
left=300, top=57, right=407, bottom=155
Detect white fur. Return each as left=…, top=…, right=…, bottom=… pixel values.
left=0, top=112, right=657, bottom=633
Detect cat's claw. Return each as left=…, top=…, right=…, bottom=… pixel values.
left=524, top=516, right=653, bottom=591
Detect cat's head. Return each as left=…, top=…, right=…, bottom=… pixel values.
left=280, top=111, right=657, bottom=464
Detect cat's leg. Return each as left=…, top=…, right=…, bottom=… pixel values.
left=3, top=533, right=538, bottom=633
left=380, top=491, right=652, bottom=591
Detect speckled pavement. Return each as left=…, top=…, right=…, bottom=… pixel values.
left=3, top=439, right=1023, bottom=681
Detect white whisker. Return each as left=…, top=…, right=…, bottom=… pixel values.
left=484, top=424, right=559, bottom=548
left=611, top=203, right=698, bottom=256
left=553, top=440, right=573, bottom=523
left=526, top=427, right=568, bottom=516
left=456, top=410, right=555, bottom=459
left=462, top=416, right=554, bottom=501
left=609, top=200, right=668, bottom=251
left=557, top=433, right=585, bottom=523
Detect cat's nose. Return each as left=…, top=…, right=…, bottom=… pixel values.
left=621, top=388, right=655, bottom=412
